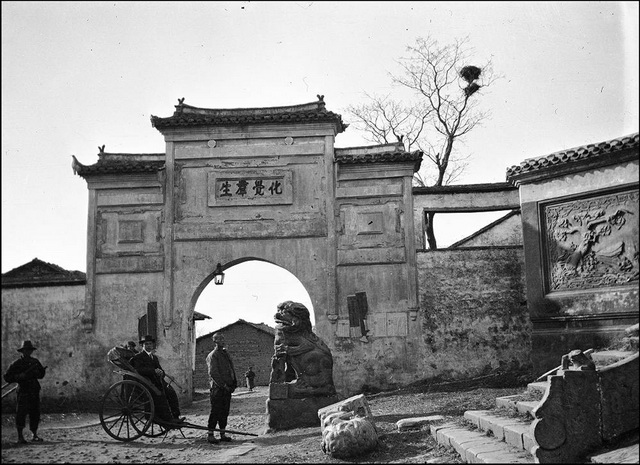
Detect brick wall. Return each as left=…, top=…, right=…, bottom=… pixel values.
left=194, top=322, right=274, bottom=390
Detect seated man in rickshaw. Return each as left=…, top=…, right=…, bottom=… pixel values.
left=130, top=335, right=184, bottom=425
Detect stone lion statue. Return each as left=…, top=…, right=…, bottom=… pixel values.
left=272, top=301, right=336, bottom=398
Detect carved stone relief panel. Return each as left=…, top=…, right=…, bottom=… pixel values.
left=543, top=187, right=639, bottom=292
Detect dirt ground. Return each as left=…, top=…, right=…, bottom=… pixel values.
left=1, top=384, right=524, bottom=463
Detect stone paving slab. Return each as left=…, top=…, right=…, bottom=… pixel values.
left=589, top=443, right=639, bottom=463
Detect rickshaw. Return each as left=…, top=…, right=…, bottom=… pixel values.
left=99, top=348, right=256, bottom=442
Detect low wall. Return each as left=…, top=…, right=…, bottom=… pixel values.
left=1, top=285, right=94, bottom=412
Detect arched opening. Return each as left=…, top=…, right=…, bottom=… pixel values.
left=191, top=259, right=314, bottom=392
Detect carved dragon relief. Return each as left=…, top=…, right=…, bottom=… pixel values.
left=544, top=189, right=638, bottom=291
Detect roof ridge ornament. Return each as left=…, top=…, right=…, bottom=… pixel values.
left=176, top=97, right=186, bottom=114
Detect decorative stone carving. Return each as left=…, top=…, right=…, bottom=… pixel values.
left=266, top=301, right=338, bottom=431
left=318, top=394, right=378, bottom=458
left=321, top=415, right=378, bottom=458
left=561, top=349, right=596, bottom=371
left=543, top=188, right=639, bottom=291
left=532, top=350, right=640, bottom=463
left=531, top=369, right=601, bottom=463
left=272, top=301, right=336, bottom=398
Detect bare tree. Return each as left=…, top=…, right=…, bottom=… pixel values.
left=345, top=36, right=497, bottom=249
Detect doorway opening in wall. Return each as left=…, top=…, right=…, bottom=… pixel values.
left=192, top=259, right=314, bottom=391
left=194, top=260, right=315, bottom=338
left=426, top=209, right=522, bottom=249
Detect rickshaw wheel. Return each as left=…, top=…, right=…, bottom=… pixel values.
left=99, top=380, right=154, bottom=442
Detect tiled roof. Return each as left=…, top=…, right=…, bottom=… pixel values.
left=150, top=96, right=347, bottom=133
left=506, top=133, right=639, bottom=181
left=2, top=258, right=86, bottom=288
left=72, top=153, right=165, bottom=178
left=335, top=143, right=423, bottom=172
left=196, top=319, right=276, bottom=342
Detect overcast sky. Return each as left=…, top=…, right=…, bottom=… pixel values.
left=2, top=2, right=638, bottom=332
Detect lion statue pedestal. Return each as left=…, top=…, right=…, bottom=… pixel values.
left=265, top=301, right=339, bottom=431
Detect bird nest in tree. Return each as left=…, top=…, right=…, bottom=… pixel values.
left=459, top=65, right=482, bottom=83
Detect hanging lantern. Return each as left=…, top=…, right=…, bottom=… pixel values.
left=213, top=263, right=225, bottom=285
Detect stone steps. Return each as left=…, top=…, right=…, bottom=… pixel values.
left=430, top=421, right=534, bottom=463
left=430, top=348, right=638, bottom=463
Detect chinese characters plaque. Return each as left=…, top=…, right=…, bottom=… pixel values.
left=208, top=170, right=293, bottom=206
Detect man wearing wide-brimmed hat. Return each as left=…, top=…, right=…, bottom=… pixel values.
left=130, top=335, right=183, bottom=425
left=3, top=340, right=47, bottom=444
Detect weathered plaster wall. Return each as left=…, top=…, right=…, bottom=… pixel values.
left=1, top=285, right=91, bottom=410
left=330, top=247, right=531, bottom=395
left=518, top=159, right=639, bottom=373
left=416, top=246, right=531, bottom=380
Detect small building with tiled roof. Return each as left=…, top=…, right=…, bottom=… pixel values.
left=1, top=258, right=88, bottom=411
left=2, top=257, right=86, bottom=288
left=506, top=132, right=639, bottom=373
left=193, top=319, right=276, bottom=390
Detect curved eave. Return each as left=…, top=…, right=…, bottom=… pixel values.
left=74, top=160, right=165, bottom=179
left=151, top=111, right=347, bottom=133
left=150, top=100, right=347, bottom=133
left=506, top=133, right=639, bottom=184
left=335, top=150, right=424, bottom=172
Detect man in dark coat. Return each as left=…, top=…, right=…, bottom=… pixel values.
left=206, top=332, right=237, bottom=444
left=244, top=367, right=256, bottom=391
left=3, top=340, right=47, bottom=444
left=130, top=335, right=182, bottom=424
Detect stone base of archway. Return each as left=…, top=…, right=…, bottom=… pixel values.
left=265, top=395, right=340, bottom=431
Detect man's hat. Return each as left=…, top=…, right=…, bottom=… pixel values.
left=17, top=340, right=37, bottom=352
left=140, top=335, right=156, bottom=344
left=127, top=341, right=137, bottom=348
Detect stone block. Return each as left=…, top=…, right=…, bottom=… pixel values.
left=504, top=422, right=530, bottom=450
left=598, top=352, right=639, bottom=442
left=317, top=393, right=373, bottom=423
left=266, top=396, right=339, bottom=431
left=269, top=382, right=288, bottom=400
left=396, top=415, right=445, bottom=431
left=464, top=440, right=507, bottom=464
left=449, top=432, right=487, bottom=457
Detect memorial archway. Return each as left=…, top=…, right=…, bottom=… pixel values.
left=74, top=97, right=422, bottom=400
